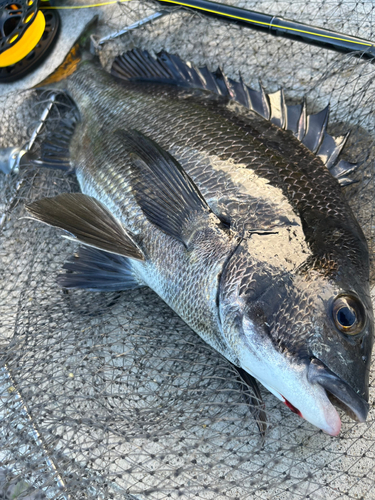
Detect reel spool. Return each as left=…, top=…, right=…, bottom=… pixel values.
left=0, top=0, right=60, bottom=83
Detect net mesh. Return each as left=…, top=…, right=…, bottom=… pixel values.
left=1, top=1, right=375, bottom=499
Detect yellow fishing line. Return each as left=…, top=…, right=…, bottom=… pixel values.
left=40, top=0, right=130, bottom=9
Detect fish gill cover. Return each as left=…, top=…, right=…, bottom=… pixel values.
left=0, top=0, right=375, bottom=498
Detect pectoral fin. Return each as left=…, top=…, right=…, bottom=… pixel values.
left=118, top=129, right=224, bottom=246
left=25, top=193, right=145, bottom=261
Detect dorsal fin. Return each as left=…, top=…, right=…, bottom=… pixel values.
left=111, top=49, right=357, bottom=183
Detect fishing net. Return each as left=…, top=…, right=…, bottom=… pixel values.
left=1, top=0, right=375, bottom=498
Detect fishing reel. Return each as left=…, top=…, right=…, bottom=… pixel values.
left=0, top=0, right=60, bottom=83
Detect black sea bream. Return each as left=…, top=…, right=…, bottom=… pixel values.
left=26, top=50, right=373, bottom=436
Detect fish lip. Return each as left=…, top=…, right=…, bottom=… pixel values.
left=307, top=358, right=369, bottom=423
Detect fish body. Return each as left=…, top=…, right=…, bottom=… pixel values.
left=27, top=51, right=373, bottom=436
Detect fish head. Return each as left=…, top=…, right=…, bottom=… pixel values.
left=303, top=251, right=373, bottom=426
left=219, top=241, right=373, bottom=436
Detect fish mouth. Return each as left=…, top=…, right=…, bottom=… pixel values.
left=308, top=358, right=369, bottom=423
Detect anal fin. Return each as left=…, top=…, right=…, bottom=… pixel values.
left=25, top=193, right=145, bottom=261
left=58, top=246, right=144, bottom=291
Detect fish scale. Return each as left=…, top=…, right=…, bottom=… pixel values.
left=69, top=65, right=361, bottom=246
left=25, top=50, right=373, bottom=436
left=74, top=129, right=237, bottom=362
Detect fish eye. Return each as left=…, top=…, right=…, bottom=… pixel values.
left=332, top=295, right=366, bottom=335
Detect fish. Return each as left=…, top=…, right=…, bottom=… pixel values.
left=24, top=48, right=373, bottom=436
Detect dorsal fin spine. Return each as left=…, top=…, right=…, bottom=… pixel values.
left=111, top=49, right=357, bottom=181
left=296, top=100, right=307, bottom=141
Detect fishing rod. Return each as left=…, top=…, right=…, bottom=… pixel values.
left=153, top=0, right=375, bottom=59
left=2, top=0, right=374, bottom=84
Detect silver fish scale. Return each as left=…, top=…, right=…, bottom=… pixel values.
left=72, top=125, right=238, bottom=361
left=167, top=146, right=298, bottom=234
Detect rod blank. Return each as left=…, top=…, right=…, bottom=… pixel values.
left=154, top=0, right=375, bottom=58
